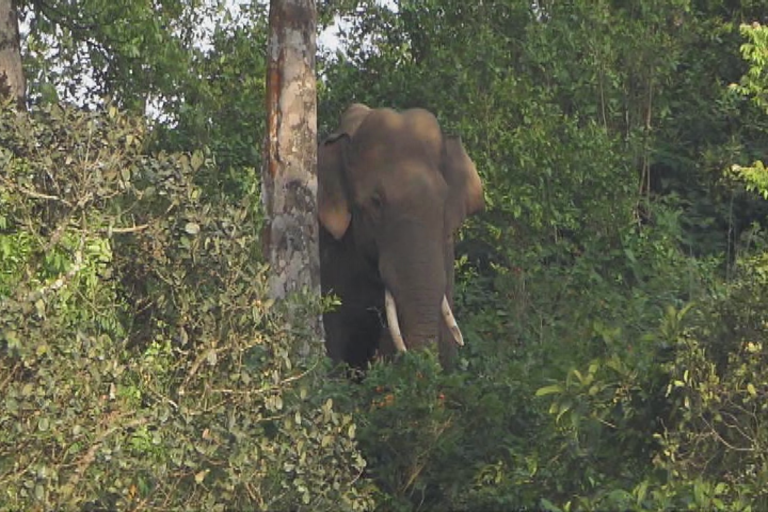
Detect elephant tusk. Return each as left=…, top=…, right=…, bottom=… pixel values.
left=442, top=296, right=465, bottom=346
left=385, top=289, right=408, bottom=353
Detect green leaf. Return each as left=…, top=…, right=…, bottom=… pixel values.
left=539, top=498, right=562, bottom=512
left=191, top=151, right=204, bottom=172
left=535, top=384, right=564, bottom=396
left=195, top=469, right=209, bottom=484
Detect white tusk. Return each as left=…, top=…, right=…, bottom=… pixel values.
left=385, top=289, right=407, bottom=353
left=442, top=296, right=464, bottom=346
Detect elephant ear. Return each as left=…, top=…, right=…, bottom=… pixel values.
left=441, top=135, right=484, bottom=233
left=318, top=133, right=352, bottom=240
left=317, top=104, right=372, bottom=240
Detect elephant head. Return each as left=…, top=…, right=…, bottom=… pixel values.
left=318, top=104, right=484, bottom=365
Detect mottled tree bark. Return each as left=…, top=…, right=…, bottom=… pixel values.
left=263, top=0, right=321, bottom=334
left=0, top=0, right=24, bottom=109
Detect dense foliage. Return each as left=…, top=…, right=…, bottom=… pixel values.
left=2, top=0, right=768, bottom=510
left=0, top=104, right=373, bottom=510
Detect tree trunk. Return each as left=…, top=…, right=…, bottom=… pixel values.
left=263, top=0, right=321, bottom=333
left=0, top=0, right=24, bottom=109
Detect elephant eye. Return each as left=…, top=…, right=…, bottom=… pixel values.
left=370, top=192, right=385, bottom=211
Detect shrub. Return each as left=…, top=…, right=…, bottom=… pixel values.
left=0, top=103, right=374, bottom=511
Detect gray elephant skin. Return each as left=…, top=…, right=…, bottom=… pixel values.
left=318, top=104, right=484, bottom=370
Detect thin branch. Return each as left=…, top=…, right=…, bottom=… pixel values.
left=178, top=346, right=226, bottom=396
left=62, top=416, right=148, bottom=497
left=701, top=416, right=754, bottom=452
left=403, top=416, right=453, bottom=494
left=207, top=362, right=319, bottom=397
left=0, top=175, right=73, bottom=206
left=719, top=408, right=758, bottom=444
left=0, top=363, right=21, bottom=394
left=594, top=414, right=618, bottom=430
left=71, top=223, right=151, bottom=234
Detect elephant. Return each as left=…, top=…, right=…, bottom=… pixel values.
left=317, top=103, right=484, bottom=370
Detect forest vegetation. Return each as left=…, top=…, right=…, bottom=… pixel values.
left=1, top=0, right=768, bottom=510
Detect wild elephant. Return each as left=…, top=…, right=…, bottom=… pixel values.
left=317, top=104, right=484, bottom=369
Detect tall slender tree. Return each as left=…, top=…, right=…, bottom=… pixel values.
left=0, top=0, right=24, bottom=108
left=263, top=0, right=322, bottom=330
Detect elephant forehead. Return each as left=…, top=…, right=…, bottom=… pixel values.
left=353, top=158, right=448, bottom=204
left=388, top=163, right=448, bottom=201
left=355, top=108, right=443, bottom=154
left=350, top=132, right=442, bottom=176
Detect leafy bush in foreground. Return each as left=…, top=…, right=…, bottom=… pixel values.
left=0, top=103, right=374, bottom=511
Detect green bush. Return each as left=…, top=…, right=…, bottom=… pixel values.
left=649, top=262, right=768, bottom=510
left=0, top=103, right=374, bottom=511
left=327, top=349, right=546, bottom=512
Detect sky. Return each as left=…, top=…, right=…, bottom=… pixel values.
left=319, top=0, right=397, bottom=53
left=18, top=0, right=393, bottom=113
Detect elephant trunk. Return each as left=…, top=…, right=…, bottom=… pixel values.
left=385, top=291, right=464, bottom=352
left=391, top=284, right=443, bottom=350
left=378, top=223, right=451, bottom=351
